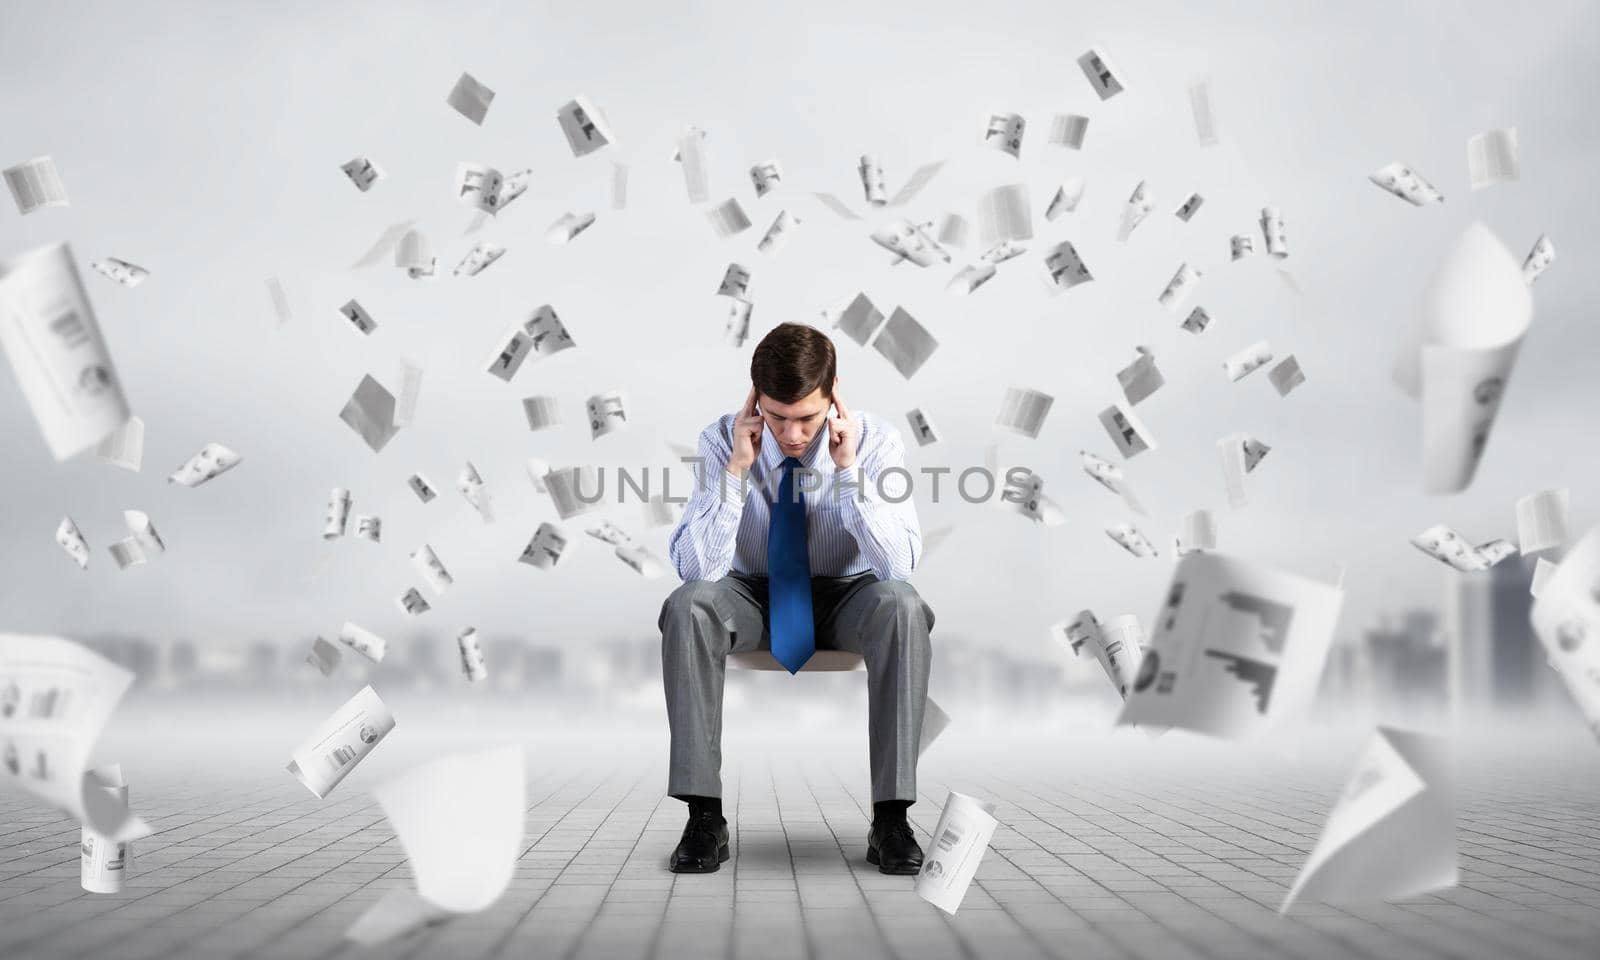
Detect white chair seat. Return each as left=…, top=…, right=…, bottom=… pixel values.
left=728, top=649, right=865, bottom=672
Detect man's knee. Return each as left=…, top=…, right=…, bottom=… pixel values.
left=659, top=579, right=730, bottom=637
left=862, top=580, right=935, bottom=636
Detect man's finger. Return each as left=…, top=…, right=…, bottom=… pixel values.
left=742, top=386, right=758, bottom=418
left=831, top=389, right=850, bottom=421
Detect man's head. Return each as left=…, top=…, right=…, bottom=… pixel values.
left=750, top=322, right=837, bottom=455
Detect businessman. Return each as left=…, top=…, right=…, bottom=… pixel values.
left=661, top=322, right=933, bottom=875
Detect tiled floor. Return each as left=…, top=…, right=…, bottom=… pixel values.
left=1, top=707, right=1598, bottom=960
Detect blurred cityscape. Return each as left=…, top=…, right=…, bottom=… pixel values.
left=78, top=557, right=1573, bottom=725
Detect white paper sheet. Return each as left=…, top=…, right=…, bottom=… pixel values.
left=1115, top=552, right=1344, bottom=738
left=1529, top=526, right=1600, bottom=739
left=916, top=791, right=999, bottom=913
left=1281, top=727, right=1455, bottom=912
left=286, top=685, right=395, bottom=799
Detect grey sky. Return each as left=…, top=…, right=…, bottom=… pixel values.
left=1, top=0, right=1596, bottom=657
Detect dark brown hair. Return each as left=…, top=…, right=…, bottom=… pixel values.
left=750, top=322, right=836, bottom=404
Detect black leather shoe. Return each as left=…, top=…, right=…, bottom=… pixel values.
left=669, top=811, right=730, bottom=873
left=866, top=819, right=923, bottom=875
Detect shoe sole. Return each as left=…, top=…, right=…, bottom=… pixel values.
left=866, top=846, right=922, bottom=876
left=669, top=842, right=731, bottom=874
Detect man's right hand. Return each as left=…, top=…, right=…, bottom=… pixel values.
left=728, top=386, right=764, bottom=475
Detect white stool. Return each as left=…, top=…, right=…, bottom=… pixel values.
left=728, top=649, right=865, bottom=672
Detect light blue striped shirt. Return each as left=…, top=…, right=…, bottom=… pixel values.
left=668, top=409, right=922, bottom=582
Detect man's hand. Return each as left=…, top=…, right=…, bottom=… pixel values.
left=728, top=386, right=764, bottom=475
left=827, top=388, right=860, bottom=470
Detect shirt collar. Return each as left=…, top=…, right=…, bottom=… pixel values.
left=759, top=418, right=831, bottom=473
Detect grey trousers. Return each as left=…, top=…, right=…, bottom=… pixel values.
left=659, top=571, right=935, bottom=803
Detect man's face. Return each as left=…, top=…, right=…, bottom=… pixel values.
left=758, top=387, right=832, bottom=455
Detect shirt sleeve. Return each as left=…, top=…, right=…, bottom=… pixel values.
left=831, top=416, right=923, bottom=581
left=667, top=419, right=749, bottom=582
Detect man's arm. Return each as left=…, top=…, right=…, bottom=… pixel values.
left=667, top=421, right=749, bottom=582
left=833, top=417, right=922, bottom=581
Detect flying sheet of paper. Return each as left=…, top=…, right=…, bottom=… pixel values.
left=407, top=473, right=437, bottom=504
left=1117, top=346, right=1164, bottom=405
left=1158, top=262, right=1202, bottom=312
left=813, top=192, right=862, bottom=221
left=916, top=791, right=999, bottom=914
left=1079, top=450, right=1145, bottom=515
left=706, top=198, right=752, bottom=238
left=937, top=214, right=969, bottom=248
left=458, top=461, right=494, bottom=522
left=454, top=242, right=505, bottom=278
left=1098, top=402, right=1155, bottom=459
left=1045, top=178, right=1086, bottom=221
left=980, top=112, right=1025, bottom=159
left=757, top=210, right=801, bottom=256
left=1077, top=48, right=1126, bottom=100
left=1116, top=552, right=1345, bottom=738
left=870, top=308, right=938, bottom=379
left=871, top=220, right=951, bottom=267
left=522, top=395, right=561, bottom=432
left=80, top=764, right=135, bottom=893
left=55, top=516, right=90, bottom=569
left=1260, top=206, right=1289, bottom=258
left=324, top=488, right=352, bottom=539
left=456, top=628, right=487, bottom=681
left=1049, top=114, right=1088, bottom=149
left=717, top=263, right=752, bottom=299
left=1181, top=306, right=1211, bottom=334
left=1106, top=523, right=1157, bottom=558
left=976, top=184, right=1032, bottom=246
left=1174, top=192, right=1205, bottom=222
left=615, top=543, right=669, bottom=579
left=919, top=697, right=951, bottom=758
left=340, top=156, right=384, bottom=192
left=167, top=442, right=241, bottom=487
left=906, top=408, right=940, bottom=447
left=95, top=415, right=143, bottom=472
left=1224, top=341, right=1274, bottom=382
left=345, top=745, right=524, bottom=945
left=824, top=292, right=885, bottom=347
left=1392, top=222, right=1532, bottom=494
left=1189, top=80, right=1218, bottom=146
left=90, top=257, right=149, bottom=288
left=857, top=154, right=887, bottom=206
left=587, top=391, right=628, bottom=439
left=750, top=159, right=784, bottom=197
left=353, top=513, right=380, bottom=544
left=1467, top=127, right=1518, bottom=191
left=307, top=637, right=341, bottom=677
left=0, top=634, right=152, bottom=842
left=445, top=72, right=494, bottom=125
left=348, top=219, right=418, bottom=270
left=520, top=521, right=567, bottom=570
left=546, top=212, right=596, bottom=245
left=265, top=276, right=293, bottom=325
left=1175, top=510, right=1218, bottom=556
left=108, top=510, right=165, bottom=569
left=1269, top=356, right=1306, bottom=397
left=338, top=374, right=400, bottom=453
left=412, top=544, right=454, bottom=595
left=611, top=162, right=628, bottom=210
left=338, top=622, right=387, bottom=663
left=1529, top=525, right=1600, bottom=739
left=677, top=128, right=710, bottom=204
left=338, top=298, right=377, bottom=336
left=1117, top=181, right=1155, bottom=241
left=1410, top=524, right=1515, bottom=572
left=1281, top=727, right=1455, bottom=913
left=1218, top=434, right=1253, bottom=509
left=398, top=588, right=429, bottom=617
left=544, top=465, right=604, bottom=520
left=1369, top=163, right=1444, bottom=205
left=0, top=242, right=132, bottom=460
left=1230, top=235, right=1254, bottom=260
left=1521, top=234, right=1554, bottom=284
left=1516, top=488, right=1569, bottom=555
left=722, top=295, right=753, bottom=347
left=286, top=685, right=395, bottom=799
left=995, top=386, right=1054, bottom=439
left=1041, top=241, right=1093, bottom=293
left=555, top=96, right=614, bottom=157
left=1060, top=611, right=1145, bottom=698
left=3, top=156, right=69, bottom=213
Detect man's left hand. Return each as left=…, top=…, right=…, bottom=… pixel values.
left=827, top=389, right=860, bottom=470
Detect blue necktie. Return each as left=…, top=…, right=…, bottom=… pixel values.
left=767, top=456, right=815, bottom=673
